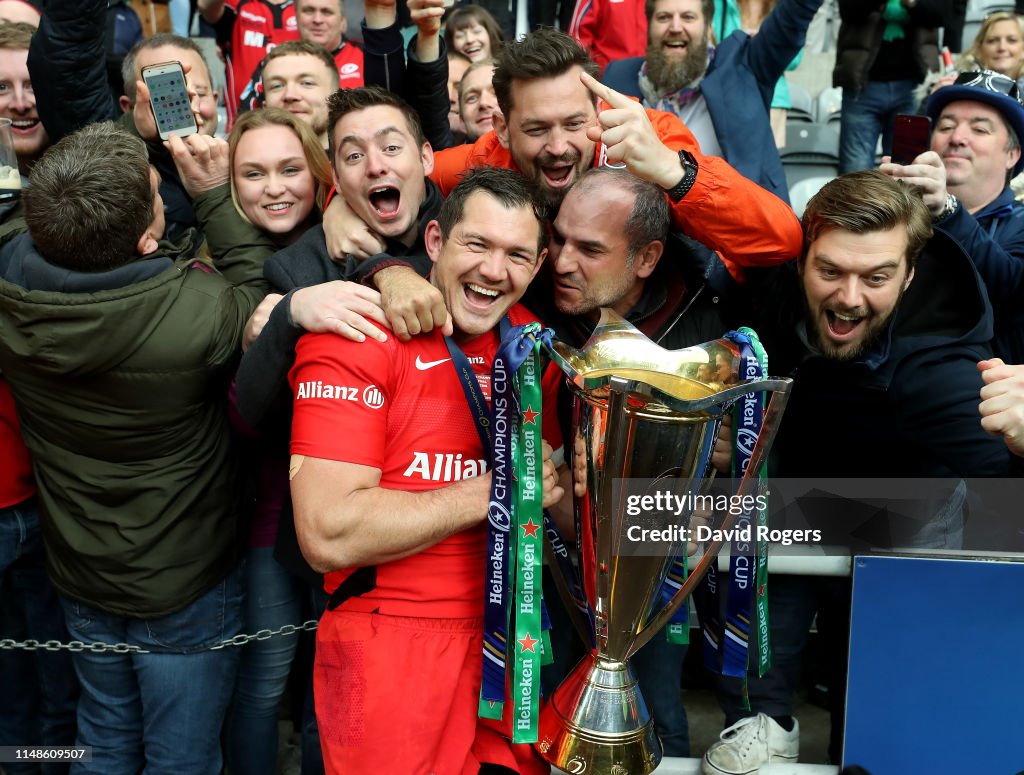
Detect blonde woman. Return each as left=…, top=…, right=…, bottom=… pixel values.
left=931, top=13, right=1024, bottom=92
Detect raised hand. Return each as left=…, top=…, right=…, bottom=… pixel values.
left=580, top=71, right=683, bottom=190
left=135, top=60, right=203, bottom=141
left=166, top=133, right=230, bottom=198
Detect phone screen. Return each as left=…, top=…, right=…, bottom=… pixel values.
left=891, top=115, right=931, bottom=165
left=145, top=66, right=197, bottom=138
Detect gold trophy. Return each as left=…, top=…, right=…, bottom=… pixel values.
left=536, top=310, right=792, bottom=774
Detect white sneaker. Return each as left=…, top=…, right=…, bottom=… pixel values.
left=702, top=713, right=800, bottom=775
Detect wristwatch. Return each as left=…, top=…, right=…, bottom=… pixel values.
left=934, top=192, right=958, bottom=222
left=664, top=149, right=699, bottom=202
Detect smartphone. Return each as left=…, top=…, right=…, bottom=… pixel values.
left=142, top=61, right=198, bottom=141
left=891, top=114, right=931, bottom=165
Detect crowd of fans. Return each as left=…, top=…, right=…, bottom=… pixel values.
left=1, top=0, right=1024, bottom=774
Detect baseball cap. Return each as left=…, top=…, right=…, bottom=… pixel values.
left=925, top=70, right=1024, bottom=175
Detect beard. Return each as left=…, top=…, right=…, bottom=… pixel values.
left=645, top=33, right=710, bottom=95
left=802, top=284, right=908, bottom=362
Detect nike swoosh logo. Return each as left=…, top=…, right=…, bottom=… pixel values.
left=415, top=356, right=451, bottom=370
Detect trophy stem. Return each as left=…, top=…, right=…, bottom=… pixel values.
left=536, top=652, right=661, bottom=774
left=627, top=385, right=793, bottom=658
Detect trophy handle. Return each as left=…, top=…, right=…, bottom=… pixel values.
left=625, top=381, right=793, bottom=659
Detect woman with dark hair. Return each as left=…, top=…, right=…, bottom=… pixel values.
left=444, top=4, right=504, bottom=62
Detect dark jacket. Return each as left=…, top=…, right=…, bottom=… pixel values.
left=602, top=0, right=823, bottom=203
left=833, top=0, right=951, bottom=91
left=234, top=179, right=443, bottom=427
left=361, top=22, right=457, bottom=151
left=936, top=188, right=1024, bottom=364
left=745, top=230, right=1008, bottom=480
left=28, top=0, right=198, bottom=240
left=0, top=188, right=268, bottom=617
left=530, top=235, right=734, bottom=351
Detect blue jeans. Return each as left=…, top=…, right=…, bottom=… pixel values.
left=838, top=79, right=918, bottom=174
left=631, top=633, right=690, bottom=757
left=225, top=547, right=303, bottom=775
left=0, top=499, right=79, bottom=775
left=58, top=565, right=244, bottom=775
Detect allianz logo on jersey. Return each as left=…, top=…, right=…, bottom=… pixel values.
left=294, top=380, right=384, bottom=410
left=403, top=452, right=488, bottom=482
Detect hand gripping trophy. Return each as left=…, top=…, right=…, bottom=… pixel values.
left=536, top=310, right=792, bottom=775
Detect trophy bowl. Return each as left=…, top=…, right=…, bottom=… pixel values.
left=535, top=310, right=792, bottom=775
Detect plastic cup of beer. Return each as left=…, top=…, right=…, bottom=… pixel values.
left=0, top=118, right=21, bottom=202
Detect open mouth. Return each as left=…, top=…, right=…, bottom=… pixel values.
left=825, top=310, right=865, bottom=340
left=464, top=282, right=501, bottom=307
left=540, top=165, right=574, bottom=189
left=369, top=185, right=401, bottom=218
left=464, top=43, right=483, bottom=57
left=664, top=39, right=688, bottom=52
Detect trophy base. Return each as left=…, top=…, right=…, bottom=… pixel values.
left=535, top=652, right=662, bottom=775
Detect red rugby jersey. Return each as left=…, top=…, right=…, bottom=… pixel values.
left=289, top=305, right=562, bottom=618
left=219, top=0, right=300, bottom=128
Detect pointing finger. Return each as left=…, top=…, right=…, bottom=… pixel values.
left=580, top=70, right=628, bottom=109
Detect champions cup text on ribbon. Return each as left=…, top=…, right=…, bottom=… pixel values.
left=697, top=329, right=771, bottom=698
left=446, top=322, right=550, bottom=743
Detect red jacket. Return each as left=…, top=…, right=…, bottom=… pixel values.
left=569, top=0, right=648, bottom=72
left=1, top=379, right=35, bottom=509
left=430, top=107, right=803, bottom=280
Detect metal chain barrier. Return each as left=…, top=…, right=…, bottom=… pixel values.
left=0, top=619, right=320, bottom=655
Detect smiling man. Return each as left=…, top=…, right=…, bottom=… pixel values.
left=429, top=27, right=802, bottom=274
left=260, top=39, right=340, bottom=148
left=233, top=86, right=450, bottom=428
left=601, top=0, right=823, bottom=201
left=881, top=70, right=1024, bottom=364
left=703, top=168, right=1009, bottom=774
left=459, top=59, right=499, bottom=142
left=236, top=0, right=364, bottom=120
left=288, top=166, right=564, bottom=775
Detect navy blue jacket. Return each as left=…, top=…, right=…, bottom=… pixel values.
left=602, top=0, right=823, bottom=203
left=744, top=230, right=1008, bottom=480
left=936, top=187, right=1024, bottom=364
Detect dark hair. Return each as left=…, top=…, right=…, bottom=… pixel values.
left=492, top=27, right=600, bottom=117
left=121, top=34, right=213, bottom=103
left=444, top=5, right=504, bottom=57
left=25, top=122, right=153, bottom=271
left=575, top=167, right=669, bottom=262
left=0, top=21, right=34, bottom=50
left=326, top=86, right=426, bottom=163
left=801, top=169, right=932, bottom=271
left=437, top=167, right=547, bottom=253
left=262, top=39, right=340, bottom=88
left=644, top=0, right=714, bottom=25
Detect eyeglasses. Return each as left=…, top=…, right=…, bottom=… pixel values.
left=954, top=70, right=1024, bottom=104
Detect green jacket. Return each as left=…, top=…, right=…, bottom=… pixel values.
left=0, top=186, right=269, bottom=617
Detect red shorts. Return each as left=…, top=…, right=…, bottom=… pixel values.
left=314, top=607, right=549, bottom=775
